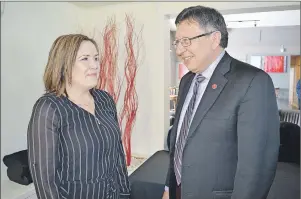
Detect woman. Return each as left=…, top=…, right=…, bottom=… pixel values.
left=27, top=34, right=130, bottom=199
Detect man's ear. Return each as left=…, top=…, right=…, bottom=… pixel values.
left=211, top=31, right=222, bottom=49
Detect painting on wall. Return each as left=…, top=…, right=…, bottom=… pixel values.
left=249, top=55, right=288, bottom=73
left=263, top=56, right=287, bottom=73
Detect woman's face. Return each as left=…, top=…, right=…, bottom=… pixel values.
left=71, top=40, right=100, bottom=90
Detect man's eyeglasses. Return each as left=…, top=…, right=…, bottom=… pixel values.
left=172, top=31, right=215, bottom=49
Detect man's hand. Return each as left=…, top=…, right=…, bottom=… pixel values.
left=162, top=190, right=169, bottom=199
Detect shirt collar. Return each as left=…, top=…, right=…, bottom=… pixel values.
left=198, top=50, right=225, bottom=80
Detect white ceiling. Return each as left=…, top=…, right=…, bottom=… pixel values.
left=169, top=9, right=300, bottom=31
left=70, top=2, right=126, bottom=8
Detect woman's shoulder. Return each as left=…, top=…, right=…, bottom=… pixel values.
left=29, top=93, right=64, bottom=124
left=33, top=92, right=62, bottom=112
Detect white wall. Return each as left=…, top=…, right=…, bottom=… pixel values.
left=1, top=2, right=82, bottom=183
left=227, top=26, right=300, bottom=89
left=170, top=32, right=177, bottom=87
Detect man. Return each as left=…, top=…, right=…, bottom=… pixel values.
left=162, top=5, right=280, bottom=199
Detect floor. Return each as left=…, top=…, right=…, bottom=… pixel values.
left=1, top=156, right=147, bottom=199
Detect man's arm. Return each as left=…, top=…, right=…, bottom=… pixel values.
left=232, top=71, right=280, bottom=199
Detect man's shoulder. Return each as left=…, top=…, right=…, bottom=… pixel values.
left=232, top=58, right=261, bottom=73
left=230, top=57, right=270, bottom=80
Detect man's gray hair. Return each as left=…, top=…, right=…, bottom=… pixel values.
left=175, top=5, right=228, bottom=48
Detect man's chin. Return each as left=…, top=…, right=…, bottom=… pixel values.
left=187, top=67, right=198, bottom=73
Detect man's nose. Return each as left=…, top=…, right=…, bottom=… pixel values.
left=175, top=43, right=186, bottom=56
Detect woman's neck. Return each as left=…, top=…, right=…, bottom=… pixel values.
left=65, top=86, right=92, bottom=103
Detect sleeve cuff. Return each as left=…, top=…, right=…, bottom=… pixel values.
left=165, top=186, right=169, bottom=191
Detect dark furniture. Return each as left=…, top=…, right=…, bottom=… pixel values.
left=2, top=150, right=33, bottom=185
left=129, top=150, right=169, bottom=199
left=129, top=114, right=300, bottom=199
left=279, top=109, right=300, bottom=125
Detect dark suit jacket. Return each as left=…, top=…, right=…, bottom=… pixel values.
left=166, top=52, right=280, bottom=199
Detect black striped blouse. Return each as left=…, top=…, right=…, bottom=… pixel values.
left=27, top=89, right=130, bottom=199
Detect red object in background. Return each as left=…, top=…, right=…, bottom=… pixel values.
left=119, top=14, right=142, bottom=166
left=98, top=15, right=142, bottom=166
left=178, top=63, right=189, bottom=79
left=98, top=16, right=122, bottom=103
left=264, top=56, right=286, bottom=73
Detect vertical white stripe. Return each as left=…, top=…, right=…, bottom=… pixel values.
left=82, top=110, right=95, bottom=180
left=87, top=115, right=100, bottom=199
left=73, top=107, right=85, bottom=198
left=86, top=184, right=89, bottom=199
left=37, top=100, right=48, bottom=198
left=49, top=99, right=67, bottom=184
left=66, top=103, right=82, bottom=198
left=59, top=101, right=76, bottom=182
left=45, top=104, right=55, bottom=199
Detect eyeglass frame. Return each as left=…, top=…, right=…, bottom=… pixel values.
left=172, top=31, right=217, bottom=49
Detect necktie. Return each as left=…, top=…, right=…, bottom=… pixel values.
left=174, top=73, right=205, bottom=185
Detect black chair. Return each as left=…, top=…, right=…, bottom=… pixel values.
left=129, top=150, right=169, bottom=199
left=130, top=180, right=165, bottom=199
left=267, top=121, right=300, bottom=199
left=278, top=121, right=300, bottom=165
left=3, top=150, right=33, bottom=185
left=279, top=109, right=300, bottom=125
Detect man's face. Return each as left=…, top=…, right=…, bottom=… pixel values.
left=174, top=20, right=220, bottom=73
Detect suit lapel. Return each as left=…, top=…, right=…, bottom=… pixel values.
left=187, top=52, right=232, bottom=139
left=170, top=72, right=194, bottom=152
left=174, top=73, right=194, bottom=120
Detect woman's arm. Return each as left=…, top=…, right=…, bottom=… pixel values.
left=27, top=97, right=61, bottom=199
left=116, top=136, right=131, bottom=199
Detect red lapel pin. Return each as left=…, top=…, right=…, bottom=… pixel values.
left=212, top=84, right=217, bottom=89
